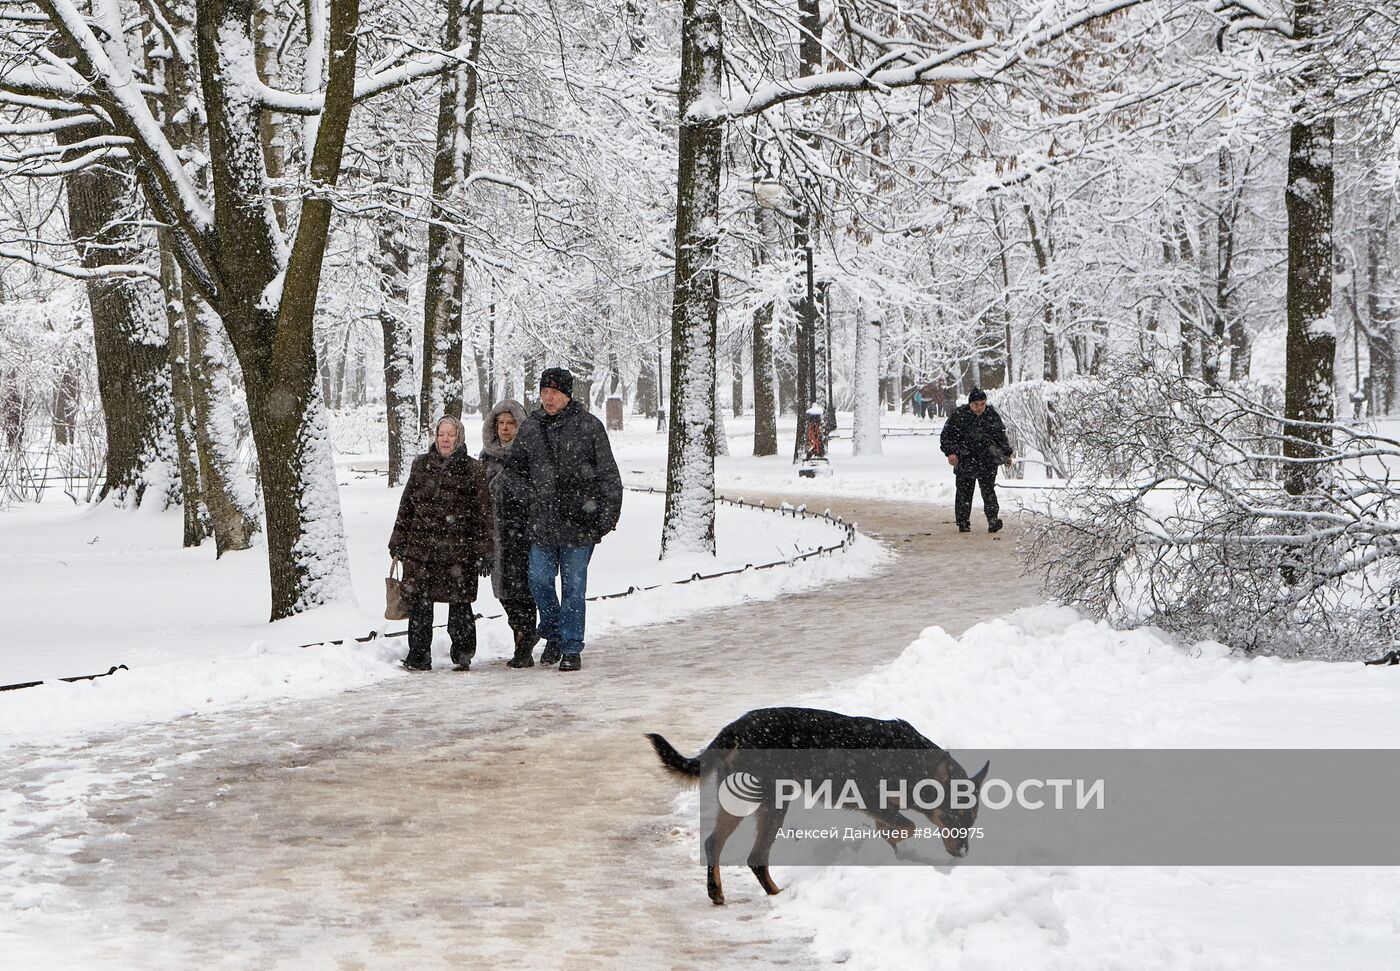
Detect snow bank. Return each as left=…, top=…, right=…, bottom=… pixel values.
left=758, top=607, right=1400, bottom=969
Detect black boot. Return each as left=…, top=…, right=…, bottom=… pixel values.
left=558, top=653, right=581, bottom=672
left=957, top=523, right=971, bottom=533
left=507, top=630, right=537, bottom=669
left=988, top=518, right=1003, bottom=533
left=540, top=640, right=562, bottom=666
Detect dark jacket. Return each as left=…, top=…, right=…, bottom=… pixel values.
left=940, top=403, right=1013, bottom=470
left=389, top=445, right=495, bottom=603
left=480, top=401, right=532, bottom=602
left=507, top=400, right=623, bottom=547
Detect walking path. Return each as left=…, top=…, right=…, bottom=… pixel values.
left=4, top=496, right=1044, bottom=970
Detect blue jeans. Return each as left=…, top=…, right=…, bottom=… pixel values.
left=528, top=543, right=594, bottom=655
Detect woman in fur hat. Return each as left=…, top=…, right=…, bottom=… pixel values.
left=388, top=415, right=494, bottom=671
left=481, top=400, right=539, bottom=667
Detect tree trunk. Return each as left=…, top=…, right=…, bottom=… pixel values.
left=713, top=381, right=729, bottom=456
left=731, top=330, right=745, bottom=417
left=1023, top=203, right=1055, bottom=383
left=160, top=237, right=212, bottom=547
left=419, top=0, right=485, bottom=429
left=853, top=303, right=882, bottom=457
left=790, top=0, right=823, bottom=461
left=193, top=0, right=358, bottom=617
left=661, top=0, right=722, bottom=557
left=52, top=358, right=79, bottom=447
left=1282, top=0, right=1335, bottom=496
left=256, top=0, right=291, bottom=230
left=751, top=202, right=778, bottom=455
left=375, top=215, right=418, bottom=485
left=1366, top=200, right=1394, bottom=414
left=184, top=285, right=260, bottom=555
left=57, top=123, right=178, bottom=509
left=636, top=351, right=658, bottom=416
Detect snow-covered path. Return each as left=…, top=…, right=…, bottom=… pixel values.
left=3, top=498, right=1039, bottom=970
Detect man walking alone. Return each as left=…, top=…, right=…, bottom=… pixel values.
left=508, top=368, right=623, bottom=671
left=939, top=388, right=1014, bottom=533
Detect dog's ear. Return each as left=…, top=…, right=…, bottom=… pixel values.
left=971, top=760, right=990, bottom=791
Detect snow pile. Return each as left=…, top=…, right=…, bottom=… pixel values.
left=758, top=607, right=1400, bottom=970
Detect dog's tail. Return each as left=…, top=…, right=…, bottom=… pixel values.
left=646, top=733, right=703, bottom=783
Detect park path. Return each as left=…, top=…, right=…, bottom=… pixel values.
left=5, top=496, right=1043, bottom=971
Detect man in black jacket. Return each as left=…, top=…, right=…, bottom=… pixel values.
left=939, top=388, right=1013, bottom=533
left=507, top=368, right=623, bottom=671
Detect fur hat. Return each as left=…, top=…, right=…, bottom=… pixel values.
left=539, top=367, right=573, bottom=398
left=481, top=399, right=527, bottom=458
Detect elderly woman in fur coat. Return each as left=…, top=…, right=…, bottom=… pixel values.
left=480, top=400, right=539, bottom=667
left=389, top=415, right=494, bottom=671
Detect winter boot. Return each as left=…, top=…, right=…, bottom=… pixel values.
left=957, top=523, right=971, bottom=533
left=540, top=640, right=562, bottom=666
left=507, top=630, right=537, bottom=669
left=558, top=653, right=582, bottom=672
left=988, top=518, right=1003, bottom=534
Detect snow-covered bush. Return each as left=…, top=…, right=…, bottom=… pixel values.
left=1023, top=366, right=1400, bottom=659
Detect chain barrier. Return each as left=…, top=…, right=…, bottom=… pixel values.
left=0, top=485, right=858, bottom=691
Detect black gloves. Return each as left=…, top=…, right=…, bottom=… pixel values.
left=478, top=557, right=494, bottom=577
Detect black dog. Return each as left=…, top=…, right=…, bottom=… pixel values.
left=647, top=706, right=989, bottom=905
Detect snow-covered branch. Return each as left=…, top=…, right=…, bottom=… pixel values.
left=35, top=0, right=215, bottom=235
left=0, top=245, right=158, bottom=282
left=1023, top=366, right=1400, bottom=659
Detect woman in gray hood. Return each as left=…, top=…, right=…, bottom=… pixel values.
left=481, top=400, right=539, bottom=667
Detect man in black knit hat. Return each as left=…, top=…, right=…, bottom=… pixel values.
left=939, top=388, right=1013, bottom=533
left=507, top=368, right=623, bottom=671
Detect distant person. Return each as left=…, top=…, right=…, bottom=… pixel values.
left=480, top=400, right=538, bottom=668
left=912, top=387, right=925, bottom=419
left=508, top=368, right=623, bottom=672
left=939, top=388, right=1013, bottom=533
left=920, top=380, right=942, bottom=418
left=389, top=415, right=494, bottom=671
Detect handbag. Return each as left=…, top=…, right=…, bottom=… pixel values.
left=385, top=559, right=410, bottom=620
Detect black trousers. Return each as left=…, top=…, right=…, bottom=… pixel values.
left=500, top=597, right=537, bottom=643
left=954, top=464, right=1000, bottom=527
left=406, top=597, right=476, bottom=668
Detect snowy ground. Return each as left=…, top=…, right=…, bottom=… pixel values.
left=0, top=454, right=880, bottom=751
left=692, top=606, right=1400, bottom=970
left=8, top=409, right=1398, bottom=969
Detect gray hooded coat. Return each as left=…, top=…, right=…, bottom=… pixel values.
left=480, top=400, right=532, bottom=601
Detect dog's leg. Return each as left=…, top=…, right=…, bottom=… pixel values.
left=704, top=808, right=743, bottom=906
left=747, top=802, right=789, bottom=896
left=863, top=807, right=915, bottom=851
